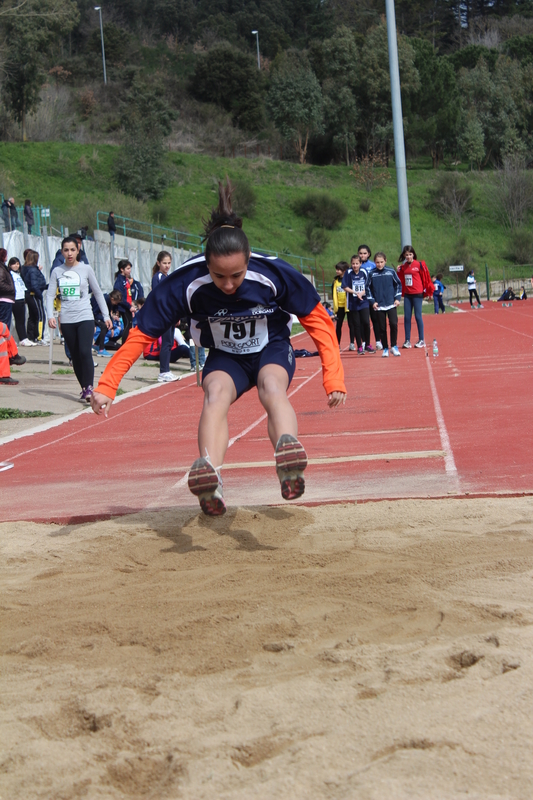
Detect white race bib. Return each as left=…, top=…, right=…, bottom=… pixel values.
left=209, top=315, right=268, bottom=355
left=405, top=274, right=413, bottom=287
left=352, top=278, right=366, bottom=293
left=58, top=269, right=81, bottom=300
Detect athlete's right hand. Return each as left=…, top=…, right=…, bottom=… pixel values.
left=91, top=391, right=113, bottom=418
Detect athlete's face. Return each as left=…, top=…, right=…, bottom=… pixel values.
left=121, top=264, right=132, bottom=279
left=159, top=257, right=171, bottom=275
left=62, top=242, right=78, bottom=265
left=208, top=252, right=249, bottom=295
left=404, top=251, right=414, bottom=263
left=358, top=248, right=370, bottom=262
left=351, top=258, right=361, bottom=273
left=375, top=256, right=386, bottom=270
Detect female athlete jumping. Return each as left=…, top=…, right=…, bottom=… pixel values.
left=91, top=182, right=346, bottom=515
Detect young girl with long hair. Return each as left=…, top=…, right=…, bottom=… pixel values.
left=47, top=236, right=112, bottom=401
left=397, top=245, right=434, bottom=349
left=91, top=181, right=346, bottom=515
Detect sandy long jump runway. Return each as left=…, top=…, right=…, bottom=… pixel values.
left=2, top=498, right=533, bottom=799
left=1, top=304, right=533, bottom=798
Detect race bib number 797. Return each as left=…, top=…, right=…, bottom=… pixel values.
left=209, top=315, right=268, bottom=355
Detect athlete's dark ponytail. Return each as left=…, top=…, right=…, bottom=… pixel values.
left=204, top=178, right=250, bottom=265
left=152, top=250, right=172, bottom=276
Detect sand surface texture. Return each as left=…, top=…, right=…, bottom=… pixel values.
left=1, top=497, right=533, bottom=799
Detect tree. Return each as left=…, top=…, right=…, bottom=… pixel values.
left=1, top=0, right=79, bottom=140
left=114, top=80, right=176, bottom=201
left=406, top=39, right=459, bottom=167
left=189, top=44, right=265, bottom=131
left=459, top=114, right=485, bottom=169
left=267, top=52, right=323, bottom=164
left=429, top=172, right=474, bottom=231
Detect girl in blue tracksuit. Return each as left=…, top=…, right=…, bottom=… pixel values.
left=366, top=252, right=403, bottom=357
left=432, top=273, right=445, bottom=314
left=342, top=254, right=374, bottom=354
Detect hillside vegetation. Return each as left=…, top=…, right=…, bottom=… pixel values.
left=1, top=142, right=528, bottom=283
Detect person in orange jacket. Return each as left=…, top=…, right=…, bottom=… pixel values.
left=90, top=180, right=346, bottom=516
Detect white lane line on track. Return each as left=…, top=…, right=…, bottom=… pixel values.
left=3, top=377, right=197, bottom=462
left=426, top=355, right=458, bottom=479
left=172, top=364, right=324, bottom=489
left=473, top=314, right=533, bottom=340
left=243, top=426, right=437, bottom=442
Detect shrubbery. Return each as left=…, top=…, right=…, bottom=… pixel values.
left=293, top=191, right=347, bottom=230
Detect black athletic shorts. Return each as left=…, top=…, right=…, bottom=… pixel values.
left=202, top=338, right=296, bottom=398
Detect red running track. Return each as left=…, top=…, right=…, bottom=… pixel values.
left=1, top=302, right=532, bottom=523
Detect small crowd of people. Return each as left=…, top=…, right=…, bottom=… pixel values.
left=1, top=198, right=35, bottom=234
left=0, top=237, right=204, bottom=395
left=329, top=245, right=435, bottom=357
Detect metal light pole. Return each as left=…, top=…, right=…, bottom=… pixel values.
left=251, top=30, right=260, bottom=70
left=94, top=6, right=107, bottom=85
left=385, top=0, right=411, bottom=248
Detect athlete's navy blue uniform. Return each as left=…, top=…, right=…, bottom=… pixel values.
left=133, top=253, right=321, bottom=396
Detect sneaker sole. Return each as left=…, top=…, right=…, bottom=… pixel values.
left=188, top=458, right=226, bottom=516
left=275, top=438, right=308, bottom=501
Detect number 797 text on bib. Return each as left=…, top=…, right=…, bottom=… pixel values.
left=209, top=315, right=269, bottom=355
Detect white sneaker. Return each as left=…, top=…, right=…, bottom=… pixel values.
left=349, top=343, right=355, bottom=351
left=402, top=341, right=412, bottom=349
left=375, top=341, right=383, bottom=350
left=391, top=346, right=401, bottom=356
left=158, top=371, right=180, bottom=383
left=382, top=348, right=389, bottom=357
left=20, top=338, right=35, bottom=347
left=414, top=340, right=425, bottom=348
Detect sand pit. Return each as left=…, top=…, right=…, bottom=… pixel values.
left=1, top=497, right=533, bottom=799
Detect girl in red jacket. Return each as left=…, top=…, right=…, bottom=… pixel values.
left=397, top=246, right=434, bottom=349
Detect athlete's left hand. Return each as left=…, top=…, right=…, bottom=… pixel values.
left=327, top=391, right=346, bottom=408
left=105, top=319, right=113, bottom=330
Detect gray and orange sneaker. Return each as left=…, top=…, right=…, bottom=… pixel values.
left=188, top=457, right=226, bottom=516
left=275, top=434, right=308, bottom=501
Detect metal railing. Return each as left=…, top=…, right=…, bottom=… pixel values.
left=96, top=211, right=326, bottom=296
left=96, top=211, right=203, bottom=251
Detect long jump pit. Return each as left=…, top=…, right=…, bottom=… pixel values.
left=2, top=305, right=533, bottom=799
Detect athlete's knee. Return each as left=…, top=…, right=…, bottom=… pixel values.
left=258, top=373, right=288, bottom=404
left=203, top=376, right=234, bottom=407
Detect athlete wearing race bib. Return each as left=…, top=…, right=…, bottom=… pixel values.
left=396, top=245, right=434, bottom=349
left=47, top=236, right=112, bottom=402
left=91, top=180, right=346, bottom=516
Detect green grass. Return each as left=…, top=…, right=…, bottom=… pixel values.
left=116, top=388, right=126, bottom=396
left=0, top=408, right=54, bottom=419
left=53, top=368, right=74, bottom=374
left=0, top=143, right=521, bottom=289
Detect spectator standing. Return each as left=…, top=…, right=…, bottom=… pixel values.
left=342, top=254, right=375, bottom=354
left=366, top=252, right=402, bottom=358
left=8, top=257, right=34, bottom=346
left=113, top=259, right=143, bottom=342
left=24, top=199, right=34, bottom=234
left=1, top=199, right=9, bottom=230
left=332, top=261, right=354, bottom=349
left=47, top=236, right=112, bottom=401
left=467, top=269, right=483, bottom=309
left=358, top=244, right=382, bottom=350
left=151, top=250, right=179, bottom=382
left=0, top=248, right=16, bottom=329
left=21, top=249, right=47, bottom=343
left=432, top=273, right=446, bottom=314
left=397, top=245, right=434, bottom=349
left=107, top=211, right=116, bottom=240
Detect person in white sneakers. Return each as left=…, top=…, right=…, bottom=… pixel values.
left=8, top=257, right=35, bottom=346
left=150, top=250, right=180, bottom=383
left=397, top=246, right=434, bottom=348
left=366, top=252, right=403, bottom=358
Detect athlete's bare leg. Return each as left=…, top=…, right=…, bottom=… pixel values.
left=257, top=364, right=307, bottom=500
left=256, top=364, right=296, bottom=446
left=197, top=370, right=237, bottom=467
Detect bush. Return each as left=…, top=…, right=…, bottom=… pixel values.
left=293, top=191, right=347, bottom=230
left=232, top=180, right=257, bottom=218
left=509, top=229, right=533, bottom=264
left=304, top=222, right=329, bottom=254
left=492, top=156, right=533, bottom=231
left=359, top=199, right=371, bottom=213
left=435, top=235, right=474, bottom=275
left=429, top=172, right=473, bottom=233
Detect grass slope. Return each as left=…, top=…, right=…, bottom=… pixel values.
left=0, top=143, right=515, bottom=285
